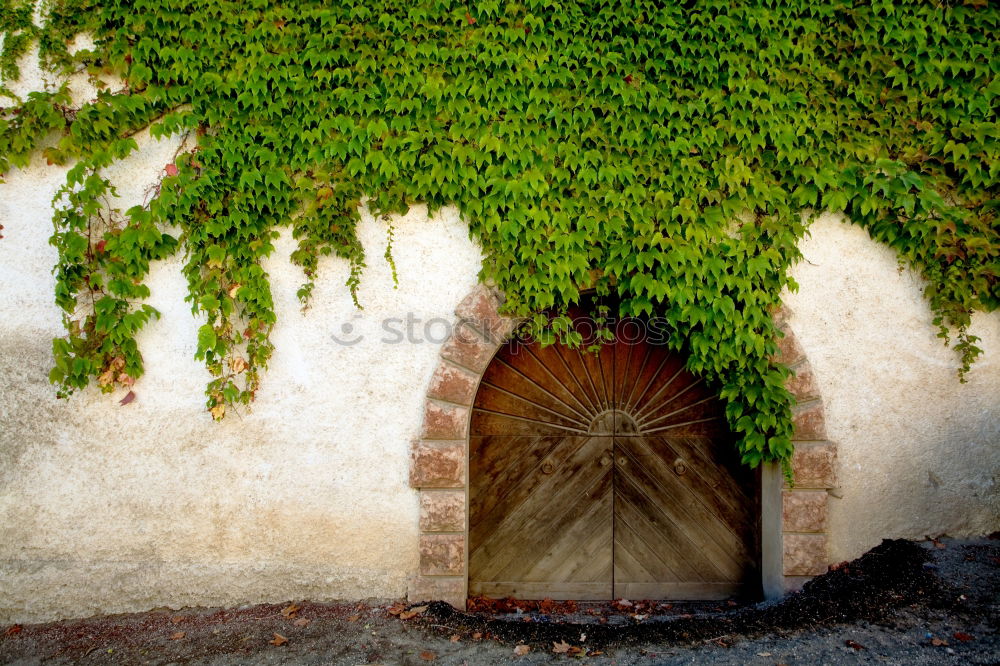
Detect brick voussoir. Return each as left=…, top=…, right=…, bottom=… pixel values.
left=419, top=489, right=467, bottom=532
left=791, top=400, right=827, bottom=441
left=419, top=534, right=466, bottom=576
left=783, top=533, right=828, bottom=576
left=409, top=440, right=466, bottom=488
left=422, top=399, right=470, bottom=440
left=427, top=361, right=480, bottom=407
left=787, top=440, right=837, bottom=489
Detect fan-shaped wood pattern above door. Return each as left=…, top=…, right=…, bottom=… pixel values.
left=469, top=321, right=760, bottom=601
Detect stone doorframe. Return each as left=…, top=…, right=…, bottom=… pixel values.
left=408, top=285, right=837, bottom=608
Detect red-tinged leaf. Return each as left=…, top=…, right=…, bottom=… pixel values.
left=398, top=605, right=428, bottom=620
left=953, top=632, right=974, bottom=642
left=165, top=163, right=178, bottom=177
left=4, top=625, right=22, bottom=636
left=420, top=651, right=436, bottom=661
left=845, top=640, right=865, bottom=650
left=280, top=604, right=300, bottom=618
left=95, top=239, right=107, bottom=254
left=465, top=11, right=475, bottom=25
left=269, top=633, right=288, bottom=646
left=931, top=638, right=949, bottom=647
left=119, top=390, right=136, bottom=406
left=170, top=631, right=185, bottom=640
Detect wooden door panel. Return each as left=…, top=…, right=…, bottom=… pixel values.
left=614, top=462, right=735, bottom=582
left=470, top=435, right=568, bottom=546
left=613, top=434, right=759, bottom=597
left=468, top=434, right=613, bottom=598
left=469, top=309, right=760, bottom=602
left=621, top=436, right=755, bottom=559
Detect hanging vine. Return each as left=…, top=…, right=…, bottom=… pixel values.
left=1, top=0, right=996, bottom=469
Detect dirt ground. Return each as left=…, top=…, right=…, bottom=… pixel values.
left=2, top=537, right=997, bottom=665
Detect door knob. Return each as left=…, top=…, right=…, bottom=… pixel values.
left=599, top=453, right=612, bottom=467
left=541, top=462, right=555, bottom=474
left=673, top=458, right=687, bottom=475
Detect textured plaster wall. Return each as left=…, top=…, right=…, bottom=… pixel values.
left=0, top=55, right=484, bottom=622
left=783, top=213, right=1000, bottom=563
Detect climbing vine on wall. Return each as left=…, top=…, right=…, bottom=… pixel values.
left=1, top=0, right=997, bottom=468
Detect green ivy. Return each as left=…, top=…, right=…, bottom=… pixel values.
left=1, top=0, right=996, bottom=470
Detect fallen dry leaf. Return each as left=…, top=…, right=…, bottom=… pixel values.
left=269, top=633, right=288, bottom=646
left=398, top=605, right=428, bottom=620
left=228, top=283, right=241, bottom=299
left=931, top=638, right=949, bottom=647
left=513, top=644, right=530, bottom=656
left=119, top=390, right=136, bottom=406
left=293, top=618, right=311, bottom=627
left=346, top=614, right=361, bottom=623
left=472, top=632, right=483, bottom=640
left=450, top=635, right=460, bottom=643
left=420, top=650, right=436, bottom=661
left=552, top=640, right=571, bottom=654
left=387, top=602, right=406, bottom=616
left=280, top=604, right=300, bottom=618
left=954, top=632, right=974, bottom=642
left=170, top=631, right=185, bottom=640
left=5, top=625, right=22, bottom=636
left=170, top=616, right=184, bottom=624
left=845, top=640, right=865, bottom=650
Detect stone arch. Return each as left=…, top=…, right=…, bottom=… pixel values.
left=408, top=286, right=837, bottom=607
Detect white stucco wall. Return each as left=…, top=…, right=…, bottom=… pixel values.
left=0, top=129, right=484, bottom=623
left=1, top=51, right=997, bottom=625
left=784, top=213, right=1000, bottom=563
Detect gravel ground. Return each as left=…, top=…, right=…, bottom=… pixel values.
left=2, top=537, right=997, bottom=665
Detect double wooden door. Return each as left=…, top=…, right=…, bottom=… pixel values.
left=469, top=325, right=760, bottom=600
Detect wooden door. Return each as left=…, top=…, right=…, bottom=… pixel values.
left=469, top=317, right=759, bottom=601
left=469, top=342, right=616, bottom=599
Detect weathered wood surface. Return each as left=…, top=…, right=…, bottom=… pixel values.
left=469, top=319, right=759, bottom=600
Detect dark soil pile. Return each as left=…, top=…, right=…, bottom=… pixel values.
left=418, top=538, right=947, bottom=647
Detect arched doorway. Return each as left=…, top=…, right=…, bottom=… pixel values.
left=468, top=312, right=760, bottom=600
left=408, top=285, right=836, bottom=608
